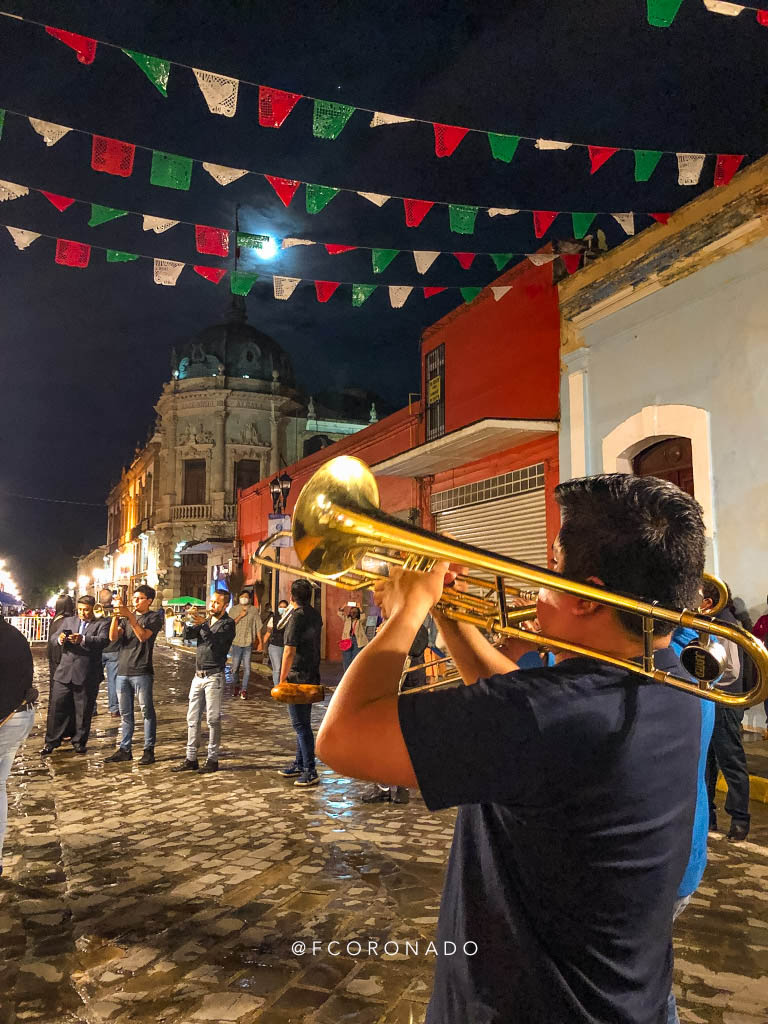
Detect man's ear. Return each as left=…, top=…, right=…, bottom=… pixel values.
left=572, top=576, right=606, bottom=618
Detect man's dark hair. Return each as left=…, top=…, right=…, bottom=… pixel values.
left=214, top=588, right=230, bottom=599
left=54, top=595, right=74, bottom=618
left=238, top=590, right=251, bottom=600
left=291, top=579, right=313, bottom=606
left=702, top=577, right=730, bottom=608
left=77, top=595, right=95, bottom=607
left=554, top=474, right=705, bottom=637
left=135, top=584, right=156, bottom=602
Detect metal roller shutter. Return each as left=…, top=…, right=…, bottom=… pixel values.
left=434, top=489, right=548, bottom=566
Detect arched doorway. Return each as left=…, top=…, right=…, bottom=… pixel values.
left=632, top=437, right=694, bottom=496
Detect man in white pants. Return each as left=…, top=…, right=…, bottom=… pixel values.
left=172, top=590, right=235, bottom=774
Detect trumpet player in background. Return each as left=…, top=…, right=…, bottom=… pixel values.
left=172, top=589, right=235, bottom=775
left=317, top=474, right=708, bottom=1024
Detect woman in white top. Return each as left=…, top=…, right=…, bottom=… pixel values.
left=338, top=605, right=368, bottom=673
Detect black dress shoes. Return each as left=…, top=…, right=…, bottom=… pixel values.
left=727, top=822, right=749, bottom=842
left=39, top=746, right=54, bottom=757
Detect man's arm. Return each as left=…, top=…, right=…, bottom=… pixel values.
left=198, top=618, right=236, bottom=662
left=431, top=611, right=518, bottom=685
left=124, top=611, right=153, bottom=643
left=82, top=620, right=110, bottom=653
left=109, top=615, right=123, bottom=643
left=279, top=645, right=295, bottom=684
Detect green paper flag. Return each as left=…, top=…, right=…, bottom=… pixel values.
left=313, top=100, right=355, bottom=139
left=487, top=132, right=520, bottom=164
left=646, top=0, right=684, bottom=27
left=0, top=109, right=4, bottom=141
left=634, top=149, right=663, bottom=182
left=230, top=271, right=259, bottom=296
left=106, top=249, right=139, bottom=262
left=352, top=284, right=376, bottom=307
left=461, top=287, right=482, bottom=304
left=306, top=183, right=339, bottom=214
left=571, top=213, right=597, bottom=239
left=371, top=248, right=399, bottom=273
left=449, top=204, right=478, bottom=234
left=237, top=232, right=270, bottom=250
left=123, top=49, right=170, bottom=96
left=490, top=253, right=514, bottom=272
left=89, top=204, right=128, bottom=227
left=151, top=150, right=193, bottom=190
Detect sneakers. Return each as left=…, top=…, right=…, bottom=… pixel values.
left=278, top=762, right=302, bottom=777
left=198, top=759, right=219, bottom=773
left=171, top=759, right=199, bottom=772
left=392, top=787, right=410, bottom=804
left=232, top=686, right=241, bottom=698
left=727, top=822, right=749, bottom=842
left=362, top=785, right=390, bottom=803
left=139, top=748, right=155, bottom=766
left=294, top=770, right=319, bottom=787
left=73, top=744, right=87, bottom=755
left=239, top=690, right=248, bottom=700
left=39, top=746, right=55, bottom=757
left=105, top=748, right=132, bottom=763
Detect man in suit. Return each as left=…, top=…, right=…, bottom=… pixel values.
left=41, top=595, right=110, bottom=755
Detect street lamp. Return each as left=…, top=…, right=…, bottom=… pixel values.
left=268, top=472, right=292, bottom=611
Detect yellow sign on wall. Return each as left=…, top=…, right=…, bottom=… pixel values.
left=427, top=375, right=441, bottom=405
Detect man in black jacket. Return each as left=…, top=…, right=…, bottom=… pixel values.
left=172, top=589, right=235, bottom=774
left=41, top=596, right=110, bottom=755
left=0, top=619, right=37, bottom=876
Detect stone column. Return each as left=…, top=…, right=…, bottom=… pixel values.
left=160, top=405, right=176, bottom=524
left=269, top=401, right=280, bottom=475
left=211, top=407, right=227, bottom=518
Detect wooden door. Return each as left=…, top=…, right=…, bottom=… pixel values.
left=632, top=438, right=694, bottom=496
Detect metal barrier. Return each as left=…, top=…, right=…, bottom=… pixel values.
left=8, top=615, right=51, bottom=643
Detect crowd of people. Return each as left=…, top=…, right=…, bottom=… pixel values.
left=0, top=469, right=767, bottom=1023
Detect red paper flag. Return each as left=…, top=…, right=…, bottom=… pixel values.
left=194, top=266, right=227, bottom=284
left=259, top=86, right=302, bottom=128
left=588, top=145, right=619, bottom=174
left=315, top=280, right=340, bottom=303
left=55, top=238, right=90, bottom=267
left=433, top=123, right=469, bottom=158
left=757, top=9, right=768, bottom=24
left=423, top=286, right=446, bottom=298
left=42, top=191, right=75, bottom=212
left=533, top=210, right=558, bottom=238
left=562, top=253, right=582, bottom=275
left=91, top=135, right=136, bottom=177
left=45, top=26, right=97, bottom=64
left=714, top=153, right=745, bottom=187
left=195, top=225, right=230, bottom=257
left=650, top=213, right=671, bottom=225
left=453, top=252, right=476, bottom=269
left=403, top=198, right=434, bottom=227
left=265, top=174, right=301, bottom=208
left=325, top=244, right=357, bottom=254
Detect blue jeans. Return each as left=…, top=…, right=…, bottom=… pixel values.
left=102, top=651, right=120, bottom=713
left=288, top=702, right=315, bottom=773
left=117, top=674, right=156, bottom=752
left=341, top=638, right=359, bottom=674
left=268, top=644, right=283, bottom=687
left=230, top=644, right=252, bottom=692
left=0, top=707, right=35, bottom=864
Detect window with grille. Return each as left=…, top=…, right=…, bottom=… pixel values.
left=425, top=344, right=445, bottom=442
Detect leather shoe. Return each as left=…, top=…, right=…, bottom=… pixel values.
left=39, top=746, right=54, bottom=757
left=171, top=759, right=199, bottom=772
left=727, top=822, right=749, bottom=842
left=362, top=785, right=390, bottom=803
left=392, top=787, right=410, bottom=804
left=104, top=748, right=132, bottom=763
left=198, top=759, right=218, bottom=773
left=72, top=744, right=87, bottom=755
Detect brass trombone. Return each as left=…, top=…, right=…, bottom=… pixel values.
left=250, top=455, right=768, bottom=708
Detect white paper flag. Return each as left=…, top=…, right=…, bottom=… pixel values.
left=153, top=259, right=185, bottom=286
left=487, top=208, right=519, bottom=218
left=0, top=180, right=29, bottom=203
left=357, top=191, right=391, bottom=207
left=413, top=251, right=440, bottom=274
left=702, top=0, right=744, bottom=14
left=202, top=162, right=248, bottom=186
left=193, top=69, right=239, bottom=117
left=370, top=112, right=415, bottom=127
left=6, top=226, right=40, bottom=250
left=281, top=238, right=315, bottom=249
left=536, top=139, right=572, bottom=150
left=612, top=213, right=635, bottom=235
left=143, top=215, right=179, bottom=234
left=527, top=254, right=557, bottom=266
left=29, top=118, right=71, bottom=146
left=388, top=285, right=412, bottom=308
left=492, top=286, right=512, bottom=302
left=273, top=276, right=300, bottom=300
left=677, top=153, right=706, bottom=186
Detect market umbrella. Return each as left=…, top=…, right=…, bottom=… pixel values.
left=164, top=596, right=206, bottom=607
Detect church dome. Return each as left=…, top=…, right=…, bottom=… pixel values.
left=173, top=296, right=294, bottom=385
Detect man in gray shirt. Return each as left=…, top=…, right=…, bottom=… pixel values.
left=229, top=591, right=262, bottom=700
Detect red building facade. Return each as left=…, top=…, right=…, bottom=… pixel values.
left=239, top=257, right=561, bottom=660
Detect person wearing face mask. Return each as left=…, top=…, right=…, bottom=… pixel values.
left=229, top=591, right=262, bottom=700
left=263, top=599, right=290, bottom=688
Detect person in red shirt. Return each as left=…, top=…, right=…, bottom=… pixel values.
left=753, top=597, right=768, bottom=738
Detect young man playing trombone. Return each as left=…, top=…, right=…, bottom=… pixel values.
left=317, top=474, right=706, bottom=1024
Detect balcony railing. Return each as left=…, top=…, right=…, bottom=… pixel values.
left=171, top=504, right=237, bottom=521
left=224, top=504, right=237, bottom=521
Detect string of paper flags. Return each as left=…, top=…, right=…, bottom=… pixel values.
left=1, top=220, right=576, bottom=305
left=648, top=0, right=768, bottom=28
left=0, top=107, right=683, bottom=236
left=0, top=176, right=663, bottom=276
left=0, top=9, right=748, bottom=184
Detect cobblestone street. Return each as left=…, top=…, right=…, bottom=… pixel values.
left=2, top=642, right=768, bottom=1024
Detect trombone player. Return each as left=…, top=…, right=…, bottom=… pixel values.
left=317, top=473, right=709, bottom=1024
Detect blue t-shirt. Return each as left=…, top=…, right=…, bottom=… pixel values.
left=398, top=647, right=700, bottom=1024
left=670, top=628, right=715, bottom=899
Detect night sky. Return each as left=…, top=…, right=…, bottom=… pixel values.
left=1, top=0, right=767, bottom=604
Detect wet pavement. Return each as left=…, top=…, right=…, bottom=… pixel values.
left=1, top=642, right=767, bottom=1024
